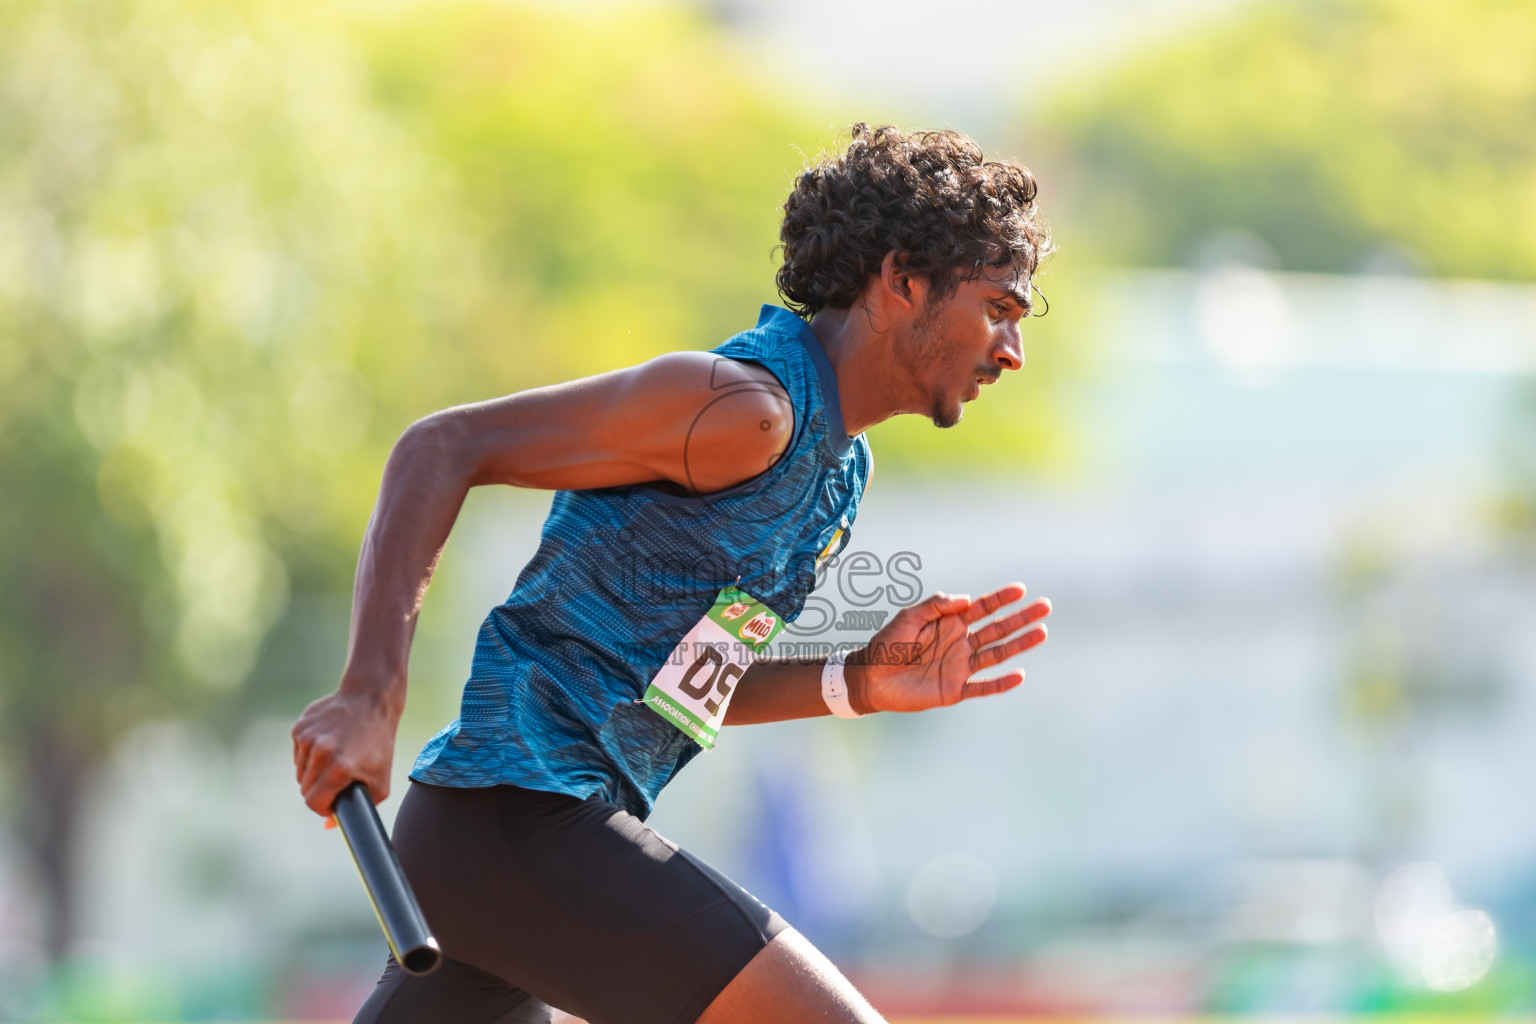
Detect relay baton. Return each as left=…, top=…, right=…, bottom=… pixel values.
left=332, top=781, right=442, bottom=975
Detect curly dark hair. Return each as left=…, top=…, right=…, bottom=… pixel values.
left=776, top=123, right=1052, bottom=320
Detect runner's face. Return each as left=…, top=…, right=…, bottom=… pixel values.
left=900, top=266, right=1029, bottom=428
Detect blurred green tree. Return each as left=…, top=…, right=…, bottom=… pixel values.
left=0, top=0, right=1086, bottom=966
left=0, top=0, right=793, bottom=961
left=0, top=0, right=1072, bottom=964
left=0, top=0, right=466, bottom=959
left=357, top=4, right=1080, bottom=476
left=1043, top=0, right=1536, bottom=278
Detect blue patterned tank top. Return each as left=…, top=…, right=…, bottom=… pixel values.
left=410, top=305, right=872, bottom=819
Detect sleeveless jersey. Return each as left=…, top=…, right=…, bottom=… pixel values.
left=410, top=305, right=873, bottom=819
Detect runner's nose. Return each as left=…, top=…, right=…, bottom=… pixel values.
left=993, top=328, right=1023, bottom=372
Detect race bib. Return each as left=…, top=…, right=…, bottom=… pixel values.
left=642, top=586, right=786, bottom=749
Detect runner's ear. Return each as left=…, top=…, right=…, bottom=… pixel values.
left=879, top=250, right=919, bottom=308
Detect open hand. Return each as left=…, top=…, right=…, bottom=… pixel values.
left=850, top=583, right=1050, bottom=714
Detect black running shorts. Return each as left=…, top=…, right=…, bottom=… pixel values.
left=352, top=781, right=789, bottom=1024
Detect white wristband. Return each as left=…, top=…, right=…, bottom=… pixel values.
left=821, top=649, right=864, bottom=719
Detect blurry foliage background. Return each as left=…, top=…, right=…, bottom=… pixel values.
left=0, top=0, right=824, bottom=958
left=1042, top=0, right=1536, bottom=278
left=0, top=0, right=1079, bottom=961
left=2, top=0, right=1535, bottom=996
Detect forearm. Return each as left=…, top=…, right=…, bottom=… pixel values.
left=338, top=417, right=473, bottom=712
left=723, top=650, right=873, bottom=725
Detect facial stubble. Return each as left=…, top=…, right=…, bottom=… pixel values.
left=899, top=307, right=964, bottom=429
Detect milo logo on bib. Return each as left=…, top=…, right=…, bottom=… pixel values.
left=738, top=611, right=777, bottom=644
left=643, top=586, right=786, bottom=749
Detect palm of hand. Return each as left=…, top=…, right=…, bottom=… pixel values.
left=868, top=611, right=975, bottom=712
left=856, top=584, right=1050, bottom=715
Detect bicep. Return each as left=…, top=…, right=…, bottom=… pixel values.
left=433, top=352, right=792, bottom=493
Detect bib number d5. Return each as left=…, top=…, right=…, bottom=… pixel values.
left=643, top=586, right=785, bottom=749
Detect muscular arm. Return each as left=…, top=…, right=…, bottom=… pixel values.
left=440, top=352, right=793, bottom=493
left=292, top=352, right=792, bottom=817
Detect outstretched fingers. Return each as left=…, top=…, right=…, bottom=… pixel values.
left=971, top=623, right=1048, bottom=672
left=961, top=582, right=1027, bottom=624
left=969, top=597, right=1052, bottom=649
left=902, top=590, right=973, bottom=629
left=961, top=669, right=1026, bottom=700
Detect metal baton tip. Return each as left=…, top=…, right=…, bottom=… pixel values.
left=332, top=781, right=442, bottom=976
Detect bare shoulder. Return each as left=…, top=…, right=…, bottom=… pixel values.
left=424, top=347, right=794, bottom=494
left=637, top=351, right=787, bottom=396
left=632, top=351, right=794, bottom=492
left=636, top=352, right=792, bottom=441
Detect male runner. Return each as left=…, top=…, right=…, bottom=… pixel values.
left=292, top=123, right=1054, bottom=1024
